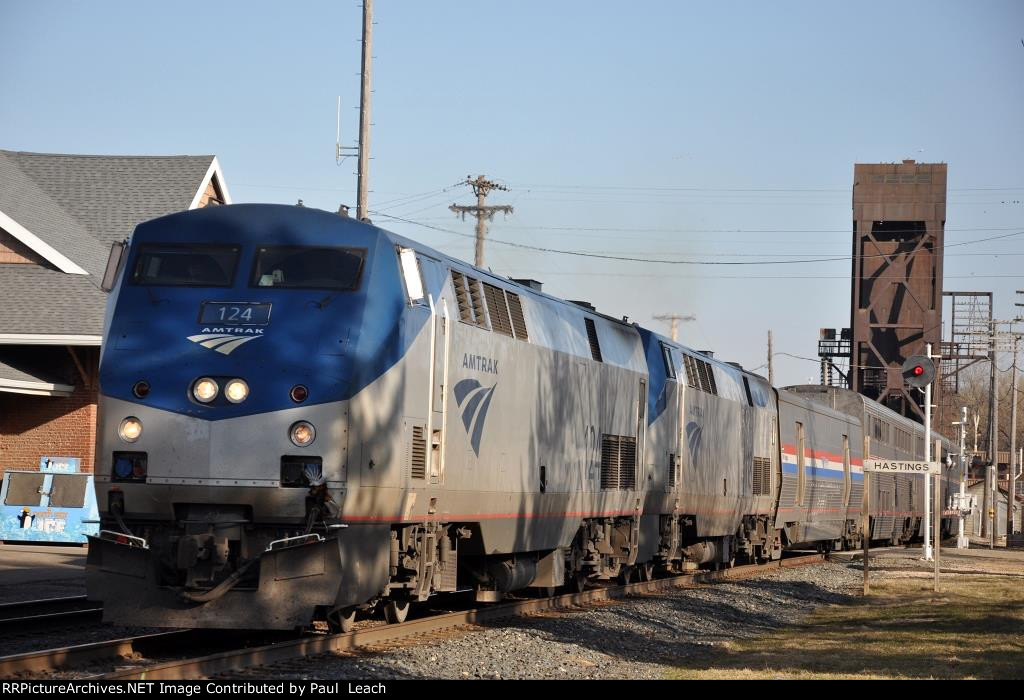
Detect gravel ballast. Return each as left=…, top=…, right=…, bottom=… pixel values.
left=264, top=559, right=863, bottom=680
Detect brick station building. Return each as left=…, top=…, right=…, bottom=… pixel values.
left=0, top=150, right=230, bottom=475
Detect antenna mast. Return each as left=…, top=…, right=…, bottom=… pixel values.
left=336, top=97, right=347, bottom=165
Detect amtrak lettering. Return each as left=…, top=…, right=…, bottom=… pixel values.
left=200, top=327, right=264, bottom=335
left=462, top=353, right=498, bottom=374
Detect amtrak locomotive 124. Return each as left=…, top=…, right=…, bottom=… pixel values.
left=86, top=204, right=957, bottom=631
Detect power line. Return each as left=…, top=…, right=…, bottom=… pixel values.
left=373, top=186, right=456, bottom=210
left=515, top=250, right=1024, bottom=259
left=497, top=272, right=1024, bottom=280
left=370, top=211, right=1024, bottom=266
left=493, top=225, right=1024, bottom=235
left=516, top=182, right=1024, bottom=193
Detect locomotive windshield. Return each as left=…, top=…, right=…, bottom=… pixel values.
left=250, top=246, right=365, bottom=290
left=132, top=245, right=240, bottom=287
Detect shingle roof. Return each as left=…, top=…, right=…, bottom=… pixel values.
left=0, top=152, right=103, bottom=276
left=0, top=150, right=218, bottom=338
left=4, top=151, right=216, bottom=250
left=0, top=265, right=107, bottom=336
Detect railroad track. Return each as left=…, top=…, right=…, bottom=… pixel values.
left=0, top=553, right=823, bottom=680
left=0, top=595, right=103, bottom=633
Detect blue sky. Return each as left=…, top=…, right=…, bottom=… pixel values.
left=2, top=1, right=1022, bottom=384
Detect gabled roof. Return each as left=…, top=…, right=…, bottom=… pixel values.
left=0, top=149, right=230, bottom=340
left=0, top=153, right=97, bottom=275
left=0, top=150, right=230, bottom=278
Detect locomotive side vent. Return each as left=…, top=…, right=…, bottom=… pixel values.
left=585, top=318, right=603, bottom=362
left=411, top=425, right=427, bottom=480
left=451, top=271, right=473, bottom=323
left=682, top=354, right=718, bottom=395
left=483, top=282, right=514, bottom=337
left=600, top=434, right=636, bottom=490
left=752, top=456, right=771, bottom=496
left=704, top=360, right=719, bottom=394
left=619, top=436, right=636, bottom=489
left=601, top=434, right=619, bottom=489
left=668, top=452, right=676, bottom=488
left=506, top=292, right=529, bottom=341
left=683, top=354, right=699, bottom=389
left=468, top=277, right=489, bottom=328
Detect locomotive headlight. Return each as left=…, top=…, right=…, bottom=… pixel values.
left=118, top=417, right=143, bottom=443
left=290, top=421, right=316, bottom=447
left=224, top=378, right=249, bottom=404
left=192, top=377, right=219, bottom=403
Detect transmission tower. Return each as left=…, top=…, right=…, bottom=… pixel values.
left=449, top=175, right=513, bottom=267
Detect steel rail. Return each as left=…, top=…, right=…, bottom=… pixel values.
left=0, top=595, right=103, bottom=632
left=98, top=553, right=824, bottom=680
left=0, top=595, right=89, bottom=619
left=0, top=630, right=191, bottom=676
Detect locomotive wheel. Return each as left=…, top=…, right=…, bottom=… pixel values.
left=384, top=599, right=411, bottom=625
left=637, top=563, right=655, bottom=582
left=569, top=572, right=588, bottom=593
left=327, top=606, right=356, bottom=633
left=617, top=566, right=634, bottom=585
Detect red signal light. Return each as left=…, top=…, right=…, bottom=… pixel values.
left=913, top=365, right=925, bottom=376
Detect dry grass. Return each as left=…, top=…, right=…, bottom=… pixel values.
left=670, top=575, right=1024, bottom=680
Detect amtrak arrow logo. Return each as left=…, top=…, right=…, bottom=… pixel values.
left=453, top=378, right=496, bottom=456
left=686, top=421, right=704, bottom=459
left=187, top=333, right=264, bottom=355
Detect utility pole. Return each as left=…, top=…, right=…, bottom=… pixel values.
left=973, top=412, right=980, bottom=453
left=653, top=313, right=696, bottom=343
left=355, top=0, right=373, bottom=221
left=768, top=330, right=774, bottom=385
left=957, top=406, right=969, bottom=549
left=1008, top=336, right=1019, bottom=540
left=449, top=175, right=513, bottom=267
left=982, top=321, right=1020, bottom=546
left=983, top=316, right=996, bottom=539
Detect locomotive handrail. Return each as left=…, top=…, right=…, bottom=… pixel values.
left=97, top=530, right=149, bottom=549
left=265, top=533, right=325, bottom=552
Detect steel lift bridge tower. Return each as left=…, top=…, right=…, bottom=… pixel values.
left=848, top=160, right=947, bottom=421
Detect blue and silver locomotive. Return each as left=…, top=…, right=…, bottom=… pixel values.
left=86, top=204, right=957, bottom=630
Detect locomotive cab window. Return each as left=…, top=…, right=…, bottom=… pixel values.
left=660, top=342, right=676, bottom=379
left=132, top=244, right=239, bottom=287
left=397, top=247, right=425, bottom=302
left=251, top=246, right=365, bottom=290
